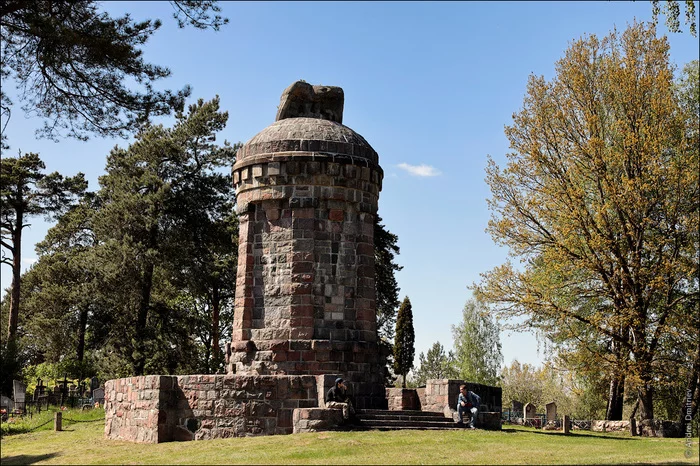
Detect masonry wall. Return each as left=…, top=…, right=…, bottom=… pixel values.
left=226, top=118, right=387, bottom=409
left=422, top=379, right=502, bottom=414
left=105, top=374, right=320, bottom=443
left=104, top=376, right=174, bottom=443
left=229, top=155, right=384, bottom=375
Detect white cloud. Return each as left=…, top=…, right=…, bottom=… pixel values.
left=397, top=163, right=441, bottom=177
left=22, top=258, right=37, bottom=265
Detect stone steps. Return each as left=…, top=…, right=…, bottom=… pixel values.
left=355, top=409, right=462, bottom=431
left=358, top=409, right=447, bottom=418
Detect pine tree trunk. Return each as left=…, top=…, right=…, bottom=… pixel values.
left=133, top=226, right=157, bottom=376
left=7, top=213, right=22, bottom=341
left=76, top=306, right=89, bottom=363
left=211, top=286, right=220, bottom=370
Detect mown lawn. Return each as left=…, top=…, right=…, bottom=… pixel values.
left=1, top=415, right=697, bottom=465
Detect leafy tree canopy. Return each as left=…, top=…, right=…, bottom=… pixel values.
left=650, top=0, right=697, bottom=36
left=474, top=22, right=699, bottom=422
left=451, top=298, right=503, bottom=386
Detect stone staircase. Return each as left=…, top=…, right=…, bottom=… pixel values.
left=354, top=409, right=463, bottom=431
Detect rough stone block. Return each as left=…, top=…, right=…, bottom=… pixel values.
left=292, top=408, right=343, bottom=433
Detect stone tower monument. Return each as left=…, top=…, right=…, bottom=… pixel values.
left=104, top=83, right=502, bottom=443
left=226, top=81, right=386, bottom=408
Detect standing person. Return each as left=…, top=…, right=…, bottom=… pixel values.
left=325, top=378, right=355, bottom=420
left=456, top=384, right=481, bottom=429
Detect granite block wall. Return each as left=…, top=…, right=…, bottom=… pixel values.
left=105, top=374, right=319, bottom=443
left=422, top=379, right=502, bottom=414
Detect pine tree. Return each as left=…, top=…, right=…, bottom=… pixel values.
left=0, top=1, right=228, bottom=148
left=374, top=216, right=402, bottom=342
left=413, top=341, right=457, bottom=387
left=89, top=96, right=236, bottom=376
left=393, top=296, right=415, bottom=388
left=0, top=152, right=86, bottom=342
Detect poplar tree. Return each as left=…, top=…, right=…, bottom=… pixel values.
left=393, top=296, right=415, bottom=388
left=452, top=298, right=503, bottom=386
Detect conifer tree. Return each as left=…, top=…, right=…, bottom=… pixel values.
left=0, top=0, right=228, bottom=148
left=374, top=216, right=402, bottom=342
left=393, top=296, right=415, bottom=388
left=413, top=341, right=457, bottom=387
left=0, top=152, right=86, bottom=342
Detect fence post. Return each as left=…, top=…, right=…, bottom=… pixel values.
left=563, top=414, right=570, bottom=434
left=54, top=411, right=62, bottom=431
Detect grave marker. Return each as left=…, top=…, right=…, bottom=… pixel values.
left=546, top=402, right=557, bottom=422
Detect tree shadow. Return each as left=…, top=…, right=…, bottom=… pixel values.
left=1, top=453, right=58, bottom=465
left=513, top=428, right=637, bottom=441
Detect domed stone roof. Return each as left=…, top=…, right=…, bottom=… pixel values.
left=235, top=117, right=378, bottom=165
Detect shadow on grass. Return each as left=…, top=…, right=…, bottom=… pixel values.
left=501, top=427, right=636, bottom=441
left=1, top=453, right=58, bottom=465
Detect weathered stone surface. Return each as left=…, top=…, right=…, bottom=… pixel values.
left=545, top=402, right=557, bottom=422
left=638, top=419, right=683, bottom=437
left=524, top=402, right=537, bottom=419
left=422, top=379, right=502, bottom=415
left=292, top=408, right=344, bottom=433
left=105, top=374, right=319, bottom=443
left=227, top=81, right=386, bottom=410
left=276, top=81, right=344, bottom=124
left=386, top=388, right=420, bottom=411
left=591, top=420, right=630, bottom=433
left=478, top=412, right=502, bottom=430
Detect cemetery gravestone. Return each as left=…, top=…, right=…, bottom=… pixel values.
left=524, top=402, right=537, bottom=419
left=92, top=388, right=105, bottom=406
left=512, top=400, right=523, bottom=415
left=90, top=377, right=99, bottom=394
left=546, top=402, right=557, bottom=422
left=13, top=380, right=26, bottom=413
left=1, top=395, right=14, bottom=413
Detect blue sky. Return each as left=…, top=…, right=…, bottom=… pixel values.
left=2, top=1, right=698, bottom=370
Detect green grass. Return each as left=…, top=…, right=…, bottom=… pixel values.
left=1, top=407, right=105, bottom=436
left=1, top=420, right=697, bottom=465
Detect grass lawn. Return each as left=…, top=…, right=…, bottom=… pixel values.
left=1, top=414, right=698, bottom=465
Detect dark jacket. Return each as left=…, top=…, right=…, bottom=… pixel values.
left=326, top=386, right=349, bottom=403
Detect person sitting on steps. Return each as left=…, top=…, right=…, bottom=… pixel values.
left=325, top=377, right=355, bottom=420
left=457, top=384, right=481, bottom=429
